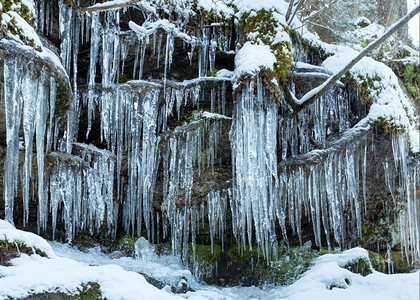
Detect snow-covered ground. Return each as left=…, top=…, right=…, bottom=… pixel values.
left=0, top=220, right=418, bottom=300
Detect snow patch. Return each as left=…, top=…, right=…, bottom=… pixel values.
left=0, top=222, right=56, bottom=258
left=234, top=42, right=276, bottom=84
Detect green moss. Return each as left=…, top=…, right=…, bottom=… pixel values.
left=118, top=73, right=130, bottom=83
left=192, top=243, right=222, bottom=270
left=374, top=117, right=405, bottom=135
left=360, top=38, right=372, bottom=48
left=368, top=250, right=387, bottom=273
left=188, top=1, right=233, bottom=40
left=389, top=250, right=416, bottom=273
left=71, top=282, right=102, bottom=300
left=0, top=0, right=14, bottom=13
left=206, top=68, right=220, bottom=77
left=1, top=0, right=37, bottom=49
left=341, top=71, right=411, bottom=136
left=270, top=246, right=317, bottom=285
left=342, top=72, right=383, bottom=105
left=218, top=244, right=317, bottom=286
left=367, top=250, right=415, bottom=274
left=343, top=258, right=372, bottom=276
left=403, top=62, right=419, bottom=100
left=0, top=239, right=47, bottom=265
left=178, top=110, right=222, bottom=127
left=240, top=8, right=293, bottom=89
left=116, top=235, right=138, bottom=257
left=0, top=0, right=34, bottom=24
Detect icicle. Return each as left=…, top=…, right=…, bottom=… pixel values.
left=163, top=33, right=174, bottom=93
left=46, top=78, right=57, bottom=152
left=209, top=39, right=217, bottom=74
left=386, top=134, right=420, bottom=265
left=22, top=75, right=37, bottom=226
left=207, top=189, right=229, bottom=253
left=157, top=33, right=163, bottom=68
left=36, top=82, right=48, bottom=232
left=4, top=58, right=22, bottom=225
left=58, top=0, right=73, bottom=74
left=88, top=14, right=101, bottom=89
left=120, top=40, right=129, bottom=74
left=138, top=38, right=147, bottom=80
left=229, top=77, right=278, bottom=259
left=49, top=143, right=116, bottom=241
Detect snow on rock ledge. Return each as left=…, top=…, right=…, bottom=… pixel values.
left=322, top=48, right=420, bottom=153
left=233, top=42, right=276, bottom=87
left=0, top=220, right=56, bottom=258
left=0, top=222, right=183, bottom=299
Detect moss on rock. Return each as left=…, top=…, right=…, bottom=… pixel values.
left=210, top=243, right=318, bottom=286
left=403, top=62, right=419, bottom=100
left=0, top=0, right=39, bottom=49
left=240, top=8, right=293, bottom=90
left=116, top=235, right=138, bottom=257
left=0, top=238, right=47, bottom=266
left=71, top=282, right=102, bottom=300
left=343, top=257, right=373, bottom=276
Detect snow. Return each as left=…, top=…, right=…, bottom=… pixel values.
left=233, top=42, right=276, bottom=83
left=274, top=27, right=291, bottom=44
left=196, top=0, right=234, bottom=17
left=0, top=227, right=418, bottom=300
left=322, top=47, right=420, bottom=153
left=0, top=30, right=67, bottom=78
left=0, top=225, right=182, bottom=299
left=293, top=62, right=332, bottom=75
left=215, top=69, right=234, bottom=78
left=283, top=248, right=419, bottom=300
left=0, top=220, right=15, bottom=230
left=1, top=11, right=42, bottom=49
left=344, top=22, right=386, bottom=51
left=0, top=221, right=56, bottom=258
left=0, top=254, right=183, bottom=300
left=89, top=0, right=138, bottom=9
left=49, top=242, right=194, bottom=288
left=231, top=0, right=289, bottom=19
left=22, top=0, right=35, bottom=13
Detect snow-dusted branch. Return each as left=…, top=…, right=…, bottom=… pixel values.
left=66, top=0, right=146, bottom=12
left=283, top=4, right=420, bottom=112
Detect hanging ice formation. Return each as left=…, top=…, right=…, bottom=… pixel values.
left=2, top=0, right=419, bottom=268
left=159, top=115, right=224, bottom=259
left=2, top=55, right=58, bottom=232
left=49, top=144, right=116, bottom=242
left=51, top=0, right=230, bottom=243
left=384, top=135, right=420, bottom=264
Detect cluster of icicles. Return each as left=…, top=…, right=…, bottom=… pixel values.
left=1, top=0, right=418, bottom=267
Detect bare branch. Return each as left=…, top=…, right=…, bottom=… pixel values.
left=67, top=0, right=141, bottom=12
left=287, top=0, right=306, bottom=25
left=301, top=0, right=338, bottom=24
left=305, top=20, right=336, bottom=33
left=285, top=0, right=296, bottom=24
left=283, top=4, right=420, bottom=112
